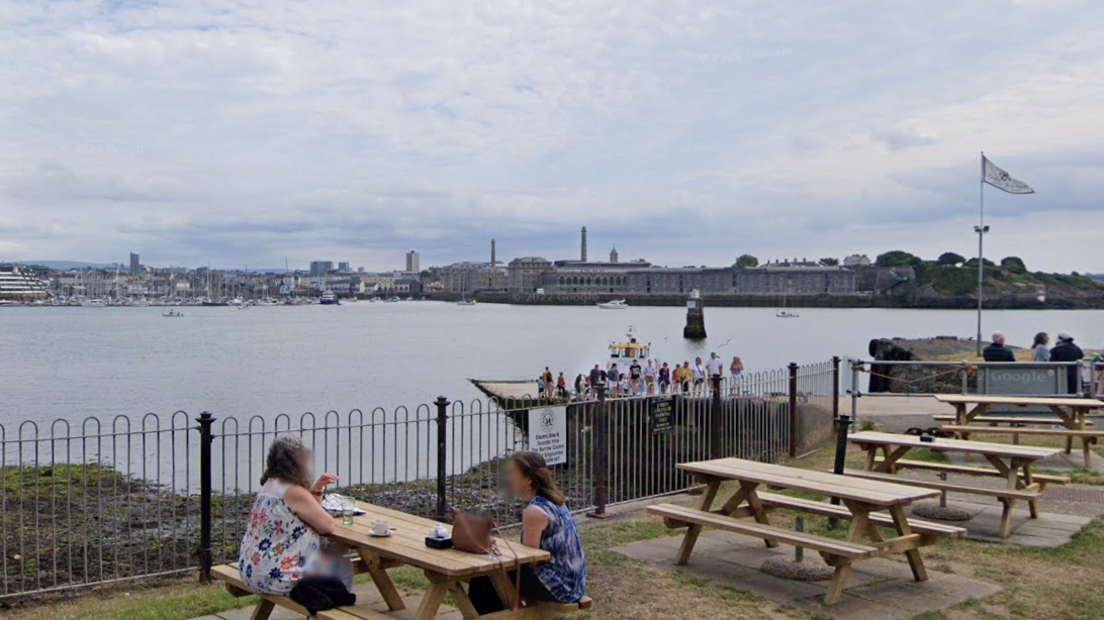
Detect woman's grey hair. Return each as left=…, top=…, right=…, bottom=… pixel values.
left=260, top=435, right=313, bottom=489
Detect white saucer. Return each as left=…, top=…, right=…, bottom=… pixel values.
left=368, top=531, right=393, bottom=538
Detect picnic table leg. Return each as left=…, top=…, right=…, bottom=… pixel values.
left=248, top=600, right=275, bottom=620
left=741, top=483, right=778, bottom=549
left=415, top=572, right=452, bottom=620
left=822, top=502, right=873, bottom=605
left=824, top=561, right=853, bottom=606
left=356, top=548, right=406, bottom=611
left=488, top=570, right=521, bottom=613
left=1022, top=465, right=1040, bottom=519
left=875, top=446, right=912, bottom=473
left=1047, top=405, right=1078, bottom=455
left=887, top=505, right=928, bottom=582
left=676, top=478, right=722, bottom=565
left=448, top=581, right=481, bottom=620
left=984, top=455, right=1020, bottom=538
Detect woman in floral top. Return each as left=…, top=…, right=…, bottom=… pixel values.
left=238, top=436, right=348, bottom=595
left=468, top=451, right=587, bottom=614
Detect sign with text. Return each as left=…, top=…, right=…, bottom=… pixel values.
left=651, top=396, right=675, bottom=434
left=529, top=406, right=568, bottom=466
left=979, top=365, right=1069, bottom=413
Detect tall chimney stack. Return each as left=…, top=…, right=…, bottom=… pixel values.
left=581, top=226, right=588, bottom=262
left=491, top=239, right=497, bottom=266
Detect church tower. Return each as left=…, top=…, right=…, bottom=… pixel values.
left=610, top=246, right=619, bottom=263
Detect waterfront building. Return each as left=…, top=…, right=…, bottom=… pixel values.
left=309, top=261, right=334, bottom=277
left=441, top=261, right=508, bottom=294
left=0, top=266, right=49, bottom=300
left=405, top=251, right=421, bottom=274
left=507, top=257, right=553, bottom=294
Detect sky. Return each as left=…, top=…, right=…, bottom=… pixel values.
left=2, top=0, right=1103, bottom=273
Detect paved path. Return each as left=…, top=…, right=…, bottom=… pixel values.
left=613, top=530, right=1001, bottom=620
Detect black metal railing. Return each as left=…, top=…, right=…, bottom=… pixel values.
left=0, top=359, right=839, bottom=599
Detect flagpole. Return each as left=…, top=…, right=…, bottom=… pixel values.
left=976, top=152, right=986, bottom=356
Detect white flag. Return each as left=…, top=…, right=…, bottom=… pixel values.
left=982, top=155, right=1034, bottom=194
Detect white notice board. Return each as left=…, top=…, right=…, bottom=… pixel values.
left=528, top=406, right=568, bottom=466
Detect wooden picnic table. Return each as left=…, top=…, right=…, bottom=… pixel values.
left=327, top=502, right=553, bottom=620
left=214, top=502, right=593, bottom=620
left=648, top=457, right=956, bottom=606
left=848, top=431, right=1059, bottom=538
left=934, top=394, right=1104, bottom=467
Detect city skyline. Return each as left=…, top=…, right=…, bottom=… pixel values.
left=3, top=2, right=1104, bottom=272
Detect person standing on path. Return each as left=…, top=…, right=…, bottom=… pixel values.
left=643, top=359, right=657, bottom=395
left=629, top=359, right=643, bottom=395
left=1050, top=332, right=1085, bottom=394
left=658, top=362, right=670, bottom=394
left=982, top=331, right=1016, bottom=362
left=557, top=372, right=567, bottom=399
left=729, top=355, right=744, bottom=388
left=705, top=352, right=724, bottom=391
left=607, top=363, right=621, bottom=397
left=1031, top=332, right=1051, bottom=362
left=691, top=357, right=706, bottom=395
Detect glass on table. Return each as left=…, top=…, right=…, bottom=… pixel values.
left=340, top=495, right=357, bottom=525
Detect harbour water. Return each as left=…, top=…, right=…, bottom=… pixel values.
left=2, top=302, right=1102, bottom=426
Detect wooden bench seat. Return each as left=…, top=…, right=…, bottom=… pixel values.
left=754, top=492, right=967, bottom=539
left=933, top=415, right=1095, bottom=426
left=873, top=458, right=1070, bottom=485
left=842, top=470, right=1040, bottom=501
left=941, top=425, right=1104, bottom=438
left=211, top=562, right=592, bottom=620
left=648, top=503, right=880, bottom=559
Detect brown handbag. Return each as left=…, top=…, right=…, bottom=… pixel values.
left=451, top=508, right=521, bottom=609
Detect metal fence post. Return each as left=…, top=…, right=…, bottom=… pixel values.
left=434, top=396, right=450, bottom=522
left=831, top=356, right=841, bottom=419
left=197, top=411, right=214, bottom=584
left=850, top=361, right=861, bottom=422
left=788, top=362, right=798, bottom=458
left=710, top=376, right=723, bottom=459
left=828, top=414, right=853, bottom=528
left=588, top=386, right=610, bottom=519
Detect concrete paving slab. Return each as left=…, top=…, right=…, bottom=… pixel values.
left=611, top=533, right=1000, bottom=620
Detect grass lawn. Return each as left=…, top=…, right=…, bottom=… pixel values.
left=9, top=443, right=1104, bottom=620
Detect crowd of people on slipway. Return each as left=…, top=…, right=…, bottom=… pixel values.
left=536, top=353, right=746, bottom=401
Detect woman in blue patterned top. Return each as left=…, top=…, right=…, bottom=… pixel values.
left=468, top=451, right=587, bottom=614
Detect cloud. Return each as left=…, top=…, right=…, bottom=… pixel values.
left=1, top=1, right=1103, bottom=273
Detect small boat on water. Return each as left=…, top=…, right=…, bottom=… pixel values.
left=320, top=291, right=340, bottom=305
left=608, top=326, right=652, bottom=368
left=384, top=297, right=401, bottom=303
left=597, top=299, right=628, bottom=310
left=775, top=311, right=800, bottom=318
left=162, top=308, right=184, bottom=317
left=81, top=298, right=106, bottom=307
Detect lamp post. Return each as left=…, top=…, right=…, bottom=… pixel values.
left=974, top=222, right=989, bottom=356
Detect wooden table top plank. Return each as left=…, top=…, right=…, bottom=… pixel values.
left=327, top=502, right=549, bottom=578
left=848, top=431, right=1059, bottom=459
left=677, top=458, right=938, bottom=505
left=934, top=394, right=1104, bottom=408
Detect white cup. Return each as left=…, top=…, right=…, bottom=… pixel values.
left=370, top=520, right=391, bottom=536
left=430, top=524, right=449, bottom=539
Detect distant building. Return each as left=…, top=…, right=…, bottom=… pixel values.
left=337, top=262, right=351, bottom=272
left=129, top=252, right=140, bottom=273
left=405, top=251, right=421, bottom=274
left=0, top=266, right=49, bottom=300
left=508, top=257, right=553, bottom=294
left=309, top=261, right=334, bottom=277
left=843, top=254, right=872, bottom=267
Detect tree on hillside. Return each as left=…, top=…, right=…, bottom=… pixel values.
left=1000, top=256, right=1027, bottom=273
left=735, top=254, right=759, bottom=268
left=819, top=257, right=839, bottom=266
left=937, top=252, right=966, bottom=266
left=876, top=250, right=922, bottom=267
